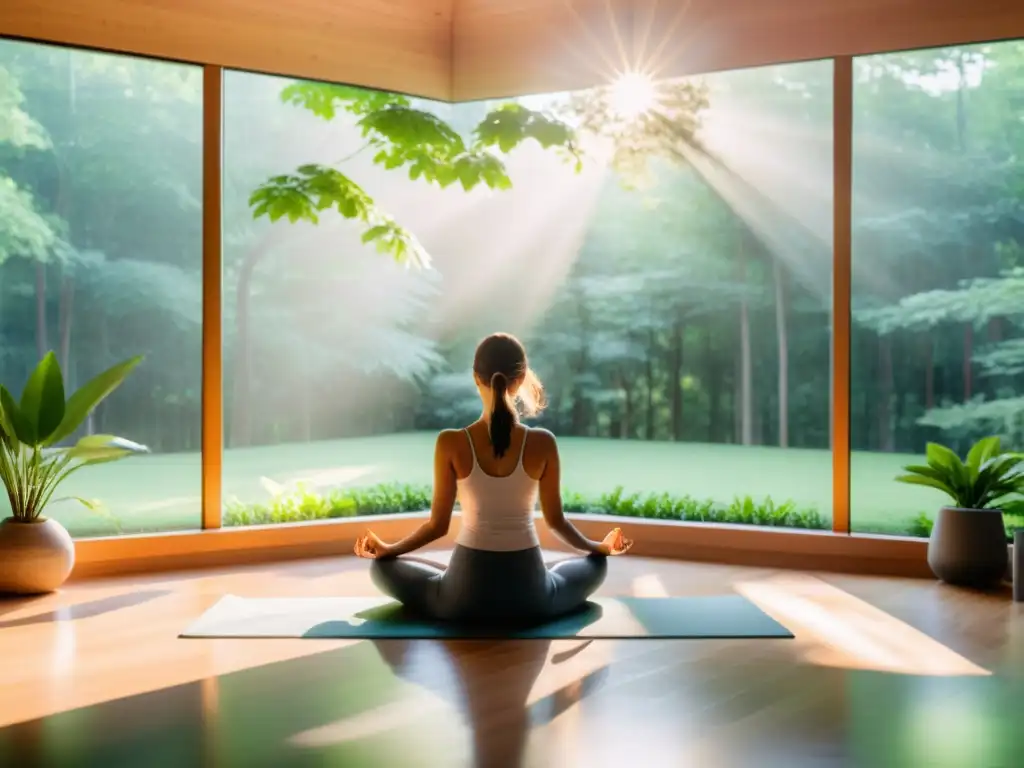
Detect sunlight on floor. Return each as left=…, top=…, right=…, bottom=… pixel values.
left=288, top=689, right=449, bottom=748
left=631, top=574, right=670, bottom=597
left=734, top=575, right=990, bottom=676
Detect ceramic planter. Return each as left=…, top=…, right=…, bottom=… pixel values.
left=0, top=517, right=76, bottom=594
left=927, top=506, right=1007, bottom=589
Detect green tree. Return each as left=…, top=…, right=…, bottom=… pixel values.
left=0, top=64, right=56, bottom=292
left=228, top=83, right=581, bottom=446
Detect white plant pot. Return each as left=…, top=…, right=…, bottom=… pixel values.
left=0, top=517, right=76, bottom=594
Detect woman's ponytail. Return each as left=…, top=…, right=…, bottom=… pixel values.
left=489, top=371, right=515, bottom=458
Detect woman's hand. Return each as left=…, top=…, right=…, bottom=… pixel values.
left=596, top=527, right=633, bottom=556
left=354, top=531, right=394, bottom=559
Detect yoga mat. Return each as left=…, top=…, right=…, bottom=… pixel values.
left=181, top=594, right=793, bottom=640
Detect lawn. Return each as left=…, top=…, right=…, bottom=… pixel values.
left=5, top=433, right=946, bottom=538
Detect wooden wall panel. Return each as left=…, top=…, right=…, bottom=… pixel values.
left=71, top=512, right=934, bottom=581
left=4, top=0, right=1023, bottom=100
left=452, top=0, right=634, bottom=100
left=0, top=0, right=453, bottom=99
left=454, top=0, right=1024, bottom=99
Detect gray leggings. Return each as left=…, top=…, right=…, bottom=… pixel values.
left=369, top=545, right=607, bottom=625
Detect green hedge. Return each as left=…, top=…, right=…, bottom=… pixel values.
left=223, top=482, right=1024, bottom=540
left=224, top=482, right=829, bottom=530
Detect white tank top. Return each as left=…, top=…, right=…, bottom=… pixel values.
left=455, top=427, right=540, bottom=552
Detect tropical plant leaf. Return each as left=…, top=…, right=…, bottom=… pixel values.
left=18, top=351, right=66, bottom=446
left=966, top=436, right=1001, bottom=473
left=925, top=442, right=963, bottom=473
left=895, top=474, right=958, bottom=499
left=44, top=356, right=144, bottom=446
left=0, top=384, right=33, bottom=446
left=0, top=385, right=15, bottom=442
left=61, top=435, right=149, bottom=462
left=901, top=463, right=948, bottom=482
left=900, top=437, right=1024, bottom=510
left=52, top=496, right=123, bottom=533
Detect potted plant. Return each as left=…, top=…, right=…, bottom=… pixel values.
left=0, top=352, right=146, bottom=594
left=897, top=436, right=1022, bottom=588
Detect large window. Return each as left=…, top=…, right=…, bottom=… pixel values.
left=851, top=42, right=1024, bottom=536
left=9, top=37, right=1015, bottom=543
left=221, top=61, right=833, bottom=531
left=0, top=41, right=203, bottom=537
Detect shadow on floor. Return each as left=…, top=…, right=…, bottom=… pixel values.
left=0, top=590, right=171, bottom=629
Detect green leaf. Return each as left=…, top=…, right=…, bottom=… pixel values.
left=0, top=385, right=15, bottom=442
left=19, top=352, right=66, bottom=446
left=895, top=474, right=957, bottom=501
left=900, top=463, right=948, bottom=482
left=975, top=455, right=1024, bottom=507
left=925, top=442, right=963, bottom=473
left=474, top=104, right=579, bottom=159
left=0, top=385, right=34, bottom=446
left=280, top=82, right=409, bottom=119
left=53, top=495, right=102, bottom=510
left=63, top=434, right=149, bottom=461
left=358, top=106, right=465, bottom=155
left=249, top=165, right=376, bottom=225
left=966, top=436, right=1001, bottom=472
left=52, top=496, right=123, bottom=533
left=44, top=357, right=143, bottom=446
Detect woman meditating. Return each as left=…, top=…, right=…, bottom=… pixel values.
left=354, top=332, right=632, bottom=624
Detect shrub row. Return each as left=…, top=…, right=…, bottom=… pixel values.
left=223, top=482, right=829, bottom=530
left=223, top=482, right=1024, bottom=540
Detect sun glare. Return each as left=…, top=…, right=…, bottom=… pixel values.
left=609, top=70, right=658, bottom=119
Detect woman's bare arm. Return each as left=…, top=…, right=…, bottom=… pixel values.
left=535, top=429, right=603, bottom=554
left=378, top=431, right=458, bottom=557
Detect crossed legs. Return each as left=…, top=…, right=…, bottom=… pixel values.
left=369, top=549, right=607, bottom=623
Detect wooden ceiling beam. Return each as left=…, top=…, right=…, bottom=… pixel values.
left=453, top=0, right=1024, bottom=100
left=0, top=0, right=454, bottom=100
left=2, top=0, right=1023, bottom=100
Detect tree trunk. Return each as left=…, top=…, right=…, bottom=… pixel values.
left=878, top=334, right=894, bottom=452
left=230, top=256, right=257, bottom=447
left=570, top=293, right=591, bottom=436
left=962, top=323, right=973, bottom=401
left=706, top=326, right=720, bottom=442
left=738, top=266, right=753, bottom=445
left=35, top=265, right=48, bottom=360
left=58, top=280, right=74, bottom=375
left=670, top=318, right=684, bottom=441
left=773, top=257, right=789, bottom=448
left=733, top=353, right=742, bottom=444
left=621, top=373, right=633, bottom=439
left=924, top=335, right=935, bottom=410
left=298, top=356, right=312, bottom=442
left=56, top=52, right=77, bottom=377
left=645, top=327, right=656, bottom=440
left=228, top=229, right=298, bottom=447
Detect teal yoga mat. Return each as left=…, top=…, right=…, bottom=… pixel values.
left=181, top=594, right=793, bottom=640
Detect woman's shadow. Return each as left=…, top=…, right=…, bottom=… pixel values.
left=369, top=606, right=610, bottom=768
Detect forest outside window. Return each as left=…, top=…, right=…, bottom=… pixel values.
left=850, top=42, right=1024, bottom=538
left=0, top=40, right=203, bottom=538
left=220, top=62, right=835, bottom=533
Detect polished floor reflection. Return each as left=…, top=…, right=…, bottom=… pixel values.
left=0, top=553, right=1021, bottom=767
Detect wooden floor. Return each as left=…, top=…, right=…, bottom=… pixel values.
left=0, top=552, right=1022, bottom=768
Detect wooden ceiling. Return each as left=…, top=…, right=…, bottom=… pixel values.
left=2, top=0, right=1023, bottom=100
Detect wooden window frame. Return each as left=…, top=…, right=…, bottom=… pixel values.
left=60, top=55, right=931, bottom=578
